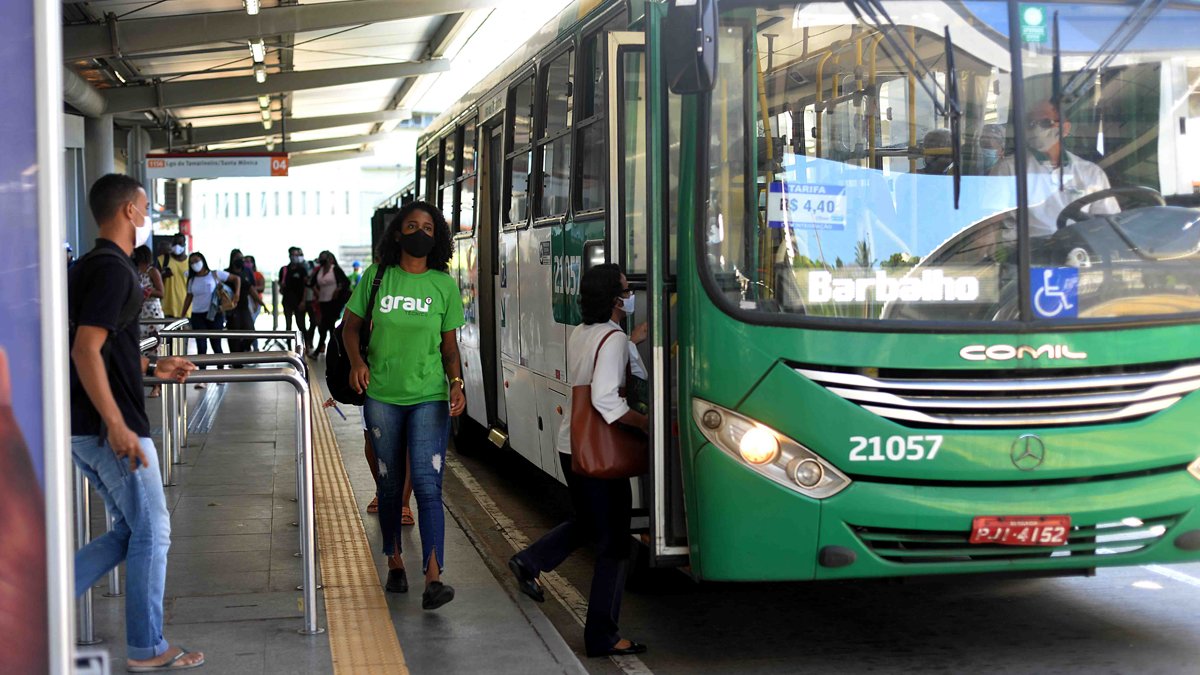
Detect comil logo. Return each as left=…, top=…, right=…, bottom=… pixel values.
left=960, top=344, right=1088, bottom=362
left=380, top=295, right=434, bottom=314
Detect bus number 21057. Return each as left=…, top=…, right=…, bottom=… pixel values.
left=849, top=435, right=943, bottom=462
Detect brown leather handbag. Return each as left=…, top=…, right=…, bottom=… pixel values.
left=570, top=330, right=649, bottom=479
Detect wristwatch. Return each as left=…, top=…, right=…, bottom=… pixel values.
left=449, top=376, right=465, bottom=390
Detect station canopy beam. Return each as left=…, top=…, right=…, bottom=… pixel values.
left=242, top=132, right=399, bottom=155
left=290, top=149, right=375, bottom=168
left=103, top=60, right=450, bottom=115
left=63, top=0, right=501, bottom=61
left=150, top=110, right=412, bottom=150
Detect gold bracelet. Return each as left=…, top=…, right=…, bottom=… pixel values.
left=449, top=376, right=465, bottom=389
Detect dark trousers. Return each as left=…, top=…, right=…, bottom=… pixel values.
left=189, top=312, right=225, bottom=367
left=226, top=304, right=254, bottom=352
left=282, top=302, right=308, bottom=347
left=314, top=300, right=341, bottom=354
left=516, top=452, right=632, bottom=655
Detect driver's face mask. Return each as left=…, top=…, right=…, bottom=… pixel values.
left=1027, top=122, right=1061, bottom=153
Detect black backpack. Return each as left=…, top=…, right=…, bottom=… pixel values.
left=68, top=247, right=144, bottom=355
left=325, top=265, right=386, bottom=406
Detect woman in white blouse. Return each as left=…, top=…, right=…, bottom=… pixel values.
left=180, top=251, right=240, bottom=387
left=507, top=263, right=649, bottom=658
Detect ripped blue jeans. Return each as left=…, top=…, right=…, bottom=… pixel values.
left=363, top=397, right=450, bottom=572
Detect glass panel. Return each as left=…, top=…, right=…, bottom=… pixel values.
left=621, top=51, right=648, bottom=275
left=708, top=1, right=1019, bottom=322
left=544, top=49, right=575, bottom=137
left=443, top=133, right=457, bottom=186
left=424, top=155, right=438, bottom=202
left=512, top=76, right=535, bottom=148
left=1017, top=3, right=1200, bottom=321
left=442, top=184, right=455, bottom=219
left=462, top=120, right=477, bottom=175
left=540, top=135, right=571, bottom=217
left=581, top=30, right=605, bottom=119
left=459, top=175, right=476, bottom=234
left=507, top=150, right=531, bottom=225
left=578, top=121, right=606, bottom=211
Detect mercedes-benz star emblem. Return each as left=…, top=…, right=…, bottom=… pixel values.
left=1010, top=435, right=1046, bottom=471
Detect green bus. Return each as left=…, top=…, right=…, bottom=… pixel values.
left=416, top=0, right=1200, bottom=580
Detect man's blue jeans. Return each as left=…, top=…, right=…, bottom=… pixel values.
left=363, top=398, right=450, bottom=573
left=72, top=435, right=171, bottom=660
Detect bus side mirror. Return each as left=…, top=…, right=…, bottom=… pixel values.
left=663, top=0, right=718, bottom=94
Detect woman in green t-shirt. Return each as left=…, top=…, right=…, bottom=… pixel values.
left=343, top=201, right=466, bottom=611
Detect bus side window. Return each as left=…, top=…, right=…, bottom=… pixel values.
left=506, top=74, right=535, bottom=226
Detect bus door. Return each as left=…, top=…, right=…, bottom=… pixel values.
left=608, top=31, right=689, bottom=566
left=479, top=121, right=506, bottom=426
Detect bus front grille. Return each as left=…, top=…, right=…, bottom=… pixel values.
left=852, top=514, right=1180, bottom=565
left=796, top=361, right=1200, bottom=428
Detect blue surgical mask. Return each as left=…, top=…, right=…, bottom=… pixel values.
left=981, top=148, right=999, bottom=171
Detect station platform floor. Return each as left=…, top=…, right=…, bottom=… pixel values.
left=83, top=363, right=586, bottom=675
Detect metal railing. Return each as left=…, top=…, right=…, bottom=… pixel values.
left=155, top=328, right=304, bottom=476
left=74, top=327, right=323, bottom=640
left=146, top=364, right=322, bottom=635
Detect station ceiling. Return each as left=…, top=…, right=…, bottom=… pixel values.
left=62, top=0, right=499, bottom=160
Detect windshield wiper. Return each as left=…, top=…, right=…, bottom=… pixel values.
left=842, top=0, right=963, bottom=208
left=841, top=0, right=953, bottom=115
left=944, top=26, right=962, bottom=209
left=1060, top=0, right=1166, bottom=103
left=1053, top=11, right=1065, bottom=191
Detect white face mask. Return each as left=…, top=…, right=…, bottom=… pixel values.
left=191, top=261, right=204, bottom=273
left=134, top=207, right=152, bottom=248
left=1028, top=125, right=1060, bottom=153
left=620, top=294, right=635, bottom=315
left=171, top=244, right=186, bottom=256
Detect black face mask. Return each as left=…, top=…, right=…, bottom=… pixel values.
left=400, top=231, right=435, bottom=259
left=231, top=257, right=244, bottom=270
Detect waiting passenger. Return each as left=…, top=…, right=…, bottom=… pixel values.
left=279, top=247, right=312, bottom=350
left=508, top=263, right=649, bottom=659
left=991, top=99, right=1118, bottom=236
left=180, top=251, right=241, bottom=388
left=159, top=233, right=190, bottom=319
left=307, top=251, right=351, bottom=359
left=243, top=255, right=266, bottom=327
left=918, top=128, right=954, bottom=175
left=134, top=245, right=165, bottom=399
left=978, top=123, right=1006, bottom=174
left=342, top=200, right=466, bottom=610
left=224, top=249, right=260, bottom=355
left=68, top=174, right=204, bottom=671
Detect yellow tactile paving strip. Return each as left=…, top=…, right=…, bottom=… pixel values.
left=308, top=372, right=409, bottom=675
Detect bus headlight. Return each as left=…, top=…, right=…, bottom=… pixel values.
left=1189, top=457, right=1200, bottom=481
left=692, top=398, right=850, bottom=499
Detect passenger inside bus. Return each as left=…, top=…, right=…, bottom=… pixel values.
left=976, top=124, right=1006, bottom=175
left=918, top=128, right=954, bottom=176
left=991, top=99, right=1119, bottom=237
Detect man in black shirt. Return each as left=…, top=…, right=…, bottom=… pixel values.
left=69, top=174, right=205, bottom=671
left=279, top=246, right=312, bottom=348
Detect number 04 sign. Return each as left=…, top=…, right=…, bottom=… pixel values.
left=767, top=182, right=846, bottom=231
left=146, top=152, right=290, bottom=179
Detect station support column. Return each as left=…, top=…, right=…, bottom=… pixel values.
left=82, top=114, right=113, bottom=245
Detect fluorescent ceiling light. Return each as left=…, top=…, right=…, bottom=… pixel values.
left=113, top=68, right=127, bottom=84
left=262, top=118, right=272, bottom=131
left=249, top=39, right=266, bottom=63
left=266, top=138, right=275, bottom=151
left=257, top=95, right=270, bottom=108
left=244, top=0, right=260, bottom=16
left=261, top=109, right=271, bottom=122
left=254, top=64, right=266, bottom=84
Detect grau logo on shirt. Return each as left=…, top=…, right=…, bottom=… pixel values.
left=380, top=295, right=435, bottom=314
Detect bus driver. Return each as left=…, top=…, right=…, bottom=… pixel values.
left=992, top=99, right=1119, bottom=236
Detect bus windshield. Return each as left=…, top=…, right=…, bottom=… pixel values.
left=705, top=0, right=1200, bottom=325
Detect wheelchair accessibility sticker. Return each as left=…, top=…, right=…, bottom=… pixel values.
left=1031, top=267, right=1079, bottom=318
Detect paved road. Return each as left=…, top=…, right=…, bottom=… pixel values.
left=444, top=442, right=1200, bottom=675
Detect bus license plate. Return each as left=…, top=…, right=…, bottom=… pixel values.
left=969, top=515, right=1071, bottom=546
